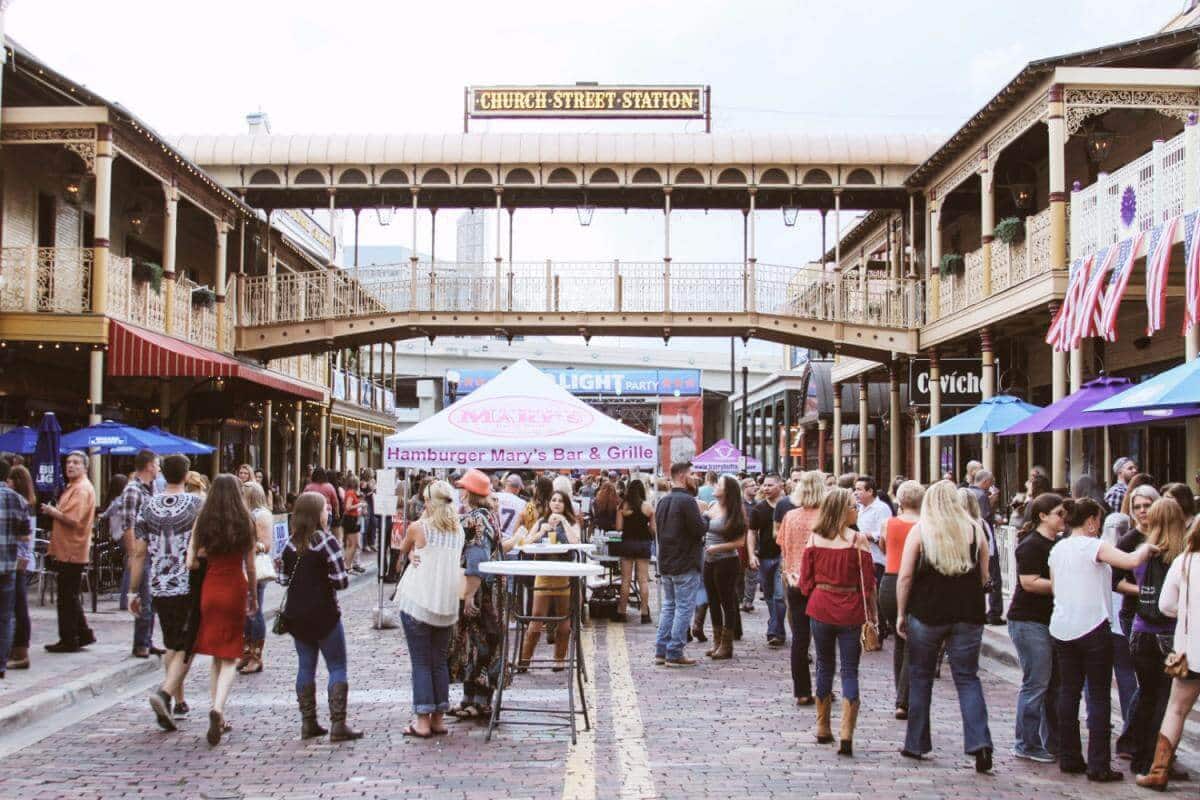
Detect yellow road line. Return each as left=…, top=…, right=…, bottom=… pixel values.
left=606, top=621, right=656, bottom=800
left=561, top=624, right=597, bottom=800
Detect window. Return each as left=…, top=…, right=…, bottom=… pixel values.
left=422, top=168, right=450, bottom=184
left=547, top=167, right=577, bottom=183
left=760, top=168, right=789, bottom=184
left=505, top=168, right=536, bottom=184
left=717, top=168, right=747, bottom=184
left=631, top=167, right=662, bottom=184
left=589, top=168, right=619, bottom=183
left=380, top=169, right=409, bottom=184
left=675, top=168, right=704, bottom=184
left=294, top=168, right=325, bottom=185
left=249, top=169, right=281, bottom=185
left=846, top=168, right=876, bottom=185
left=339, top=169, right=368, bottom=184
left=802, top=169, right=832, bottom=185
left=463, top=168, right=493, bottom=184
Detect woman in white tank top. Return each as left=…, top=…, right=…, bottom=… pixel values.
left=396, top=480, right=465, bottom=738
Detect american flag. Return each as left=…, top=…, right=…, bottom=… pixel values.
left=1184, top=211, right=1200, bottom=334
left=1046, top=254, right=1093, bottom=351
left=1099, top=230, right=1146, bottom=341
left=1071, top=244, right=1121, bottom=349
left=1147, top=214, right=1182, bottom=335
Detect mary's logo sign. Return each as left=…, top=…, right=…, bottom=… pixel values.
left=448, top=395, right=592, bottom=438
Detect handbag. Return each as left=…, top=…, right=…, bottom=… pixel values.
left=272, top=549, right=306, bottom=636
left=254, top=551, right=276, bottom=582
left=857, top=550, right=882, bottom=652
left=1165, top=555, right=1191, bottom=679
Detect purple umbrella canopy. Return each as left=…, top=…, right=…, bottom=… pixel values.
left=1001, top=375, right=1200, bottom=436
left=691, top=439, right=762, bottom=472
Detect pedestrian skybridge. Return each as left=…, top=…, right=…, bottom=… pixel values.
left=235, top=260, right=923, bottom=360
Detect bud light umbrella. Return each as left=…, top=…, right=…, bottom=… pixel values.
left=919, top=395, right=1043, bottom=438
left=1002, top=375, right=1200, bottom=435
left=32, top=412, right=63, bottom=501
left=0, top=425, right=38, bottom=455
left=144, top=426, right=215, bottom=455
left=1086, top=358, right=1200, bottom=413
left=59, top=421, right=179, bottom=455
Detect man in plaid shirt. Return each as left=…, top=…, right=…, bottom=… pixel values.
left=119, top=450, right=159, bottom=658
left=0, top=459, right=32, bottom=676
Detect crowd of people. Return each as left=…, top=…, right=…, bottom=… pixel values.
left=5, top=445, right=1200, bottom=784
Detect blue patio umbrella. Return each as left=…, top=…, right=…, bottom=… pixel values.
left=919, top=395, right=1043, bottom=438
left=1087, top=358, right=1200, bottom=413
left=59, top=421, right=180, bottom=455
left=32, top=412, right=63, bottom=501
left=0, top=425, right=39, bottom=455
left=145, top=425, right=215, bottom=455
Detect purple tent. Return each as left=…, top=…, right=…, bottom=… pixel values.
left=691, top=439, right=762, bottom=472
left=1001, top=375, right=1200, bottom=436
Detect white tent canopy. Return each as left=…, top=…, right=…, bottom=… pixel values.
left=384, top=359, right=657, bottom=470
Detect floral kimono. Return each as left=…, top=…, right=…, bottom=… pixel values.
left=448, top=505, right=504, bottom=715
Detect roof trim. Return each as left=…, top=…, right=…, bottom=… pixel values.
left=905, top=25, right=1200, bottom=189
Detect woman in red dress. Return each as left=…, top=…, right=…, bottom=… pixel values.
left=187, top=473, right=257, bottom=746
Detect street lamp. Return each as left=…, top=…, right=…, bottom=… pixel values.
left=1086, top=121, right=1117, bottom=166
left=576, top=192, right=595, bottom=227
left=782, top=193, right=799, bottom=227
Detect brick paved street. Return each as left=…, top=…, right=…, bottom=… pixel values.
left=0, top=580, right=1186, bottom=799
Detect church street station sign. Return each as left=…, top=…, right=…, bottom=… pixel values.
left=467, top=84, right=708, bottom=120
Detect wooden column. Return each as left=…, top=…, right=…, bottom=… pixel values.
left=889, top=366, right=902, bottom=485
left=981, top=328, right=996, bottom=474
left=928, top=349, right=942, bottom=483
left=162, top=181, right=178, bottom=334
left=832, top=385, right=843, bottom=476
left=857, top=376, right=869, bottom=475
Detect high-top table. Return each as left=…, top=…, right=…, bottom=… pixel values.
left=478, top=559, right=602, bottom=744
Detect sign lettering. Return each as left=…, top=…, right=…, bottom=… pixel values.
left=468, top=85, right=706, bottom=119
left=908, top=358, right=994, bottom=408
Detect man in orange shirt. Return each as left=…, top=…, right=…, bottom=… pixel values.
left=44, top=451, right=97, bottom=653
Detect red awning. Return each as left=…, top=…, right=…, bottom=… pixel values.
left=107, top=320, right=324, bottom=401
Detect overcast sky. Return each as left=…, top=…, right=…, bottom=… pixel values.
left=7, top=0, right=1184, bottom=358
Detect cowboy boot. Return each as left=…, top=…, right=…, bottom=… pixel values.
left=691, top=603, right=708, bottom=643
left=328, top=682, right=364, bottom=742
left=1136, top=733, right=1177, bottom=790
left=297, top=684, right=327, bottom=739
left=711, top=628, right=734, bottom=660
left=815, top=695, right=834, bottom=744
left=838, top=699, right=860, bottom=756
left=705, top=626, right=724, bottom=657
left=235, top=641, right=251, bottom=671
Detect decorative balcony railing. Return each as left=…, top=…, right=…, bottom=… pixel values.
left=932, top=205, right=1056, bottom=318
left=269, top=353, right=328, bottom=387
left=0, top=246, right=93, bottom=313
left=1070, top=124, right=1197, bottom=260
left=239, top=261, right=925, bottom=331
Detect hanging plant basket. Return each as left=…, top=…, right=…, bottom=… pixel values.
left=131, top=260, right=163, bottom=293
left=994, top=216, right=1025, bottom=245
left=191, top=286, right=216, bottom=309
left=939, top=253, right=964, bottom=279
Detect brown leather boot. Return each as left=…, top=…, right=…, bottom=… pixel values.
left=815, top=695, right=834, bottom=743
left=705, top=626, right=724, bottom=657
left=711, top=628, right=734, bottom=660
left=691, top=603, right=708, bottom=643
left=838, top=699, right=860, bottom=756
left=1136, top=733, right=1177, bottom=790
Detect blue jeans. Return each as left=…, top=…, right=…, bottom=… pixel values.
left=810, top=618, right=861, bottom=700
left=758, top=557, right=786, bottom=641
left=904, top=615, right=993, bottom=755
left=655, top=571, right=700, bottom=660
left=401, top=612, right=451, bottom=714
left=742, top=564, right=759, bottom=606
left=1113, top=626, right=1138, bottom=755
left=1009, top=619, right=1059, bottom=758
left=120, top=557, right=154, bottom=650
left=244, top=582, right=267, bottom=641
left=294, top=619, right=348, bottom=691
left=0, top=571, right=15, bottom=670
left=1054, top=621, right=1113, bottom=775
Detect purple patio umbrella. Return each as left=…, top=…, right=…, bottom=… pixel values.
left=1000, top=375, right=1200, bottom=436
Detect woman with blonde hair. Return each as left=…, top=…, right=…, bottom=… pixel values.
left=1127, top=497, right=1187, bottom=780
left=279, top=491, right=361, bottom=741
left=879, top=480, right=924, bottom=720
left=513, top=490, right=581, bottom=670
left=237, top=481, right=274, bottom=675
left=896, top=480, right=993, bottom=771
left=778, top=470, right=825, bottom=704
left=396, top=480, right=465, bottom=738
left=800, top=487, right=875, bottom=756
left=185, top=471, right=209, bottom=497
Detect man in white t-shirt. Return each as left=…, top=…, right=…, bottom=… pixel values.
left=495, top=473, right=528, bottom=542
left=854, top=475, right=893, bottom=583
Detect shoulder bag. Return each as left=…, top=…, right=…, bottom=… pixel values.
left=1165, top=554, right=1191, bottom=679
left=857, top=548, right=882, bottom=652
left=272, top=548, right=306, bottom=636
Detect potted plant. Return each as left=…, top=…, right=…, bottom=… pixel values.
left=131, top=259, right=163, bottom=293
left=191, top=286, right=216, bottom=309
left=939, top=253, right=964, bottom=279
left=994, top=216, right=1025, bottom=245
